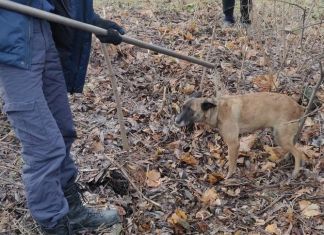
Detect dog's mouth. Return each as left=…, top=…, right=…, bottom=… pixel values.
left=175, top=120, right=191, bottom=127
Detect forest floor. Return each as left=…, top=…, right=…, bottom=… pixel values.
left=0, top=0, right=323, bottom=234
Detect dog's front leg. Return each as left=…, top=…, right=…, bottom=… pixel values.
left=220, top=125, right=240, bottom=179
left=225, top=139, right=240, bottom=178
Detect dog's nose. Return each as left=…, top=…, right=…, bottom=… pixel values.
left=175, top=115, right=186, bottom=127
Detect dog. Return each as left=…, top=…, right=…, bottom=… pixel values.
left=175, top=92, right=306, bottom=179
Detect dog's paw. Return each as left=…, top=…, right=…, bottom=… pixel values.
left=291, top=170, right=300, bottom=179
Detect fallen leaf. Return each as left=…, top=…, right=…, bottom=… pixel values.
left=264, top=145, right=288, bottom=162
left=239, top=134, right=258, bottom=152
left=237, top=157, right=245, bottom=164
left=155, top=147, right=165, bottom=156
left=316, top=89, right=324, bottom=102
left=315, top=224, right=324, bottom=230
left=167, top=140, right=180, bottom=150
left=265, top=223, right=281, bottom=235
left=207, top=172, right=224, bottom=184
left=246, top=49, right=258, bottom=59
left=258, top=56, right=270, bottom=66
left=180, top=153, right=199, bottom=166
left=224, top=188, right=241, bottom=197
left=296, top=144, right=318, bottom=159
left=184, top=3, right=195, bottom=13
left=196, top=221, right=209, bottom=233
left=254, top=219, right=266, bottom=226
left=220, top=62, right=236, bottom=75
left=304, top=117, right=315, bottom=127
left=195, top=209, right=212, bottom=220
left=168, top=209, right=190, bottom=229
left=225, top=41, right=236, bottom=50
left=293, top=187, right=313, bottom=198
left=208, top=143, right=222, bottom=159
left=285, top=207, right=294, bottom=223
left=252, top=74, right=279, bottom=91
left=91, top=141, right=104, bottom=153
left=139, top=9, right=154, bottom=17
left=146, top=170, right=161, bottom=187
left=299, top=200, right=321, bottom=218
left=193, top=129, right=205, bottom=138
left=261, top=161, right=276, bottom=171
left=183, top=32, right=194, bottom=41
left=201, top=188, right=219, bottom=206
left=181, top=84, right=196, bottom=94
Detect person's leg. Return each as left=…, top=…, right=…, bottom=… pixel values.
left=0, top=19, right=69, bottom=229
left=240, top=0, right=252, bottom=24
left=40, top=19, right=122, bottom=232
left=222, top=0, right=236, bottom=24
left=41, top=20, right=78, bottom=189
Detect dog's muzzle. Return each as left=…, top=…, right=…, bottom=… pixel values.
left=175, top=114, right=189, bottom=127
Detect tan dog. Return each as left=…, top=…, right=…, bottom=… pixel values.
left=175, top=92, right=306, bottom=178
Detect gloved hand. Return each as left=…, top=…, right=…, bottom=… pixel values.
left=94, top=17, right=125, bottom=45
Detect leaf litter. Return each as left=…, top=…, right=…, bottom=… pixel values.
left=0, top=0, right=323, bottom=234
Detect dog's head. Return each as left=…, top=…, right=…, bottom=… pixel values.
left=175, top=97, right=217, bottom=127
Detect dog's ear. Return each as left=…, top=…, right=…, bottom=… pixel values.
left=201, top=100, right=216, bottom=111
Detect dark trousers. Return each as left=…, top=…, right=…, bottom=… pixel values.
left=222, top=0, right=252, bottom=23
left=0, top=18, right=77, bottom=228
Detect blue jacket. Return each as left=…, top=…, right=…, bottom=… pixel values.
left=0, top=0, right=98, bottom=93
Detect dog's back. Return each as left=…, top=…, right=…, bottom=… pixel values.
left=218, top=92, right=304, bottom=133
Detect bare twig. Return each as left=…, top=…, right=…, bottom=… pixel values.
left=285, top=107, right=322, bottom=124
left=0, top=176, right=23, bottom=187
left=300, top=8, right=306, bottom=49
left=295, top=61, right=324, bottom=143
left=238, top=45, right=248, bottom=93
left=283, top=20, right=324, bottom=33
left=0, top=164, right=20, bottom=173
left=273, top=0, right=307, bottom=48
left=105, top=155, right=162, bottom=208
left=158, top=86, right=167, bottom=115
left=0, top=130, right=11, bottom=142
left=274, top=0, right=305, bottom=11
left=199, top=25, right=216, bottom=92
left=257, top=194, right=288, bottom=215
left=101, top=9, right=129, bottom=151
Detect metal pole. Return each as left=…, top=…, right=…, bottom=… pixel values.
left=0, top=0, right=216, bottom=69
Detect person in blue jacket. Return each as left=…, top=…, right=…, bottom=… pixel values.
left=0, top=1, right=125, bottom=234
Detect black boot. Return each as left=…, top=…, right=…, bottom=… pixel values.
left=40, top=216, right=72, bottom=235
left=223, top=0, right=236, bottom=24
left=63, top=183, right=121, bottom=232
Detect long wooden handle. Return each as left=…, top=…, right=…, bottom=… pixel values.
left=0, top=0, right=215, bottom=69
